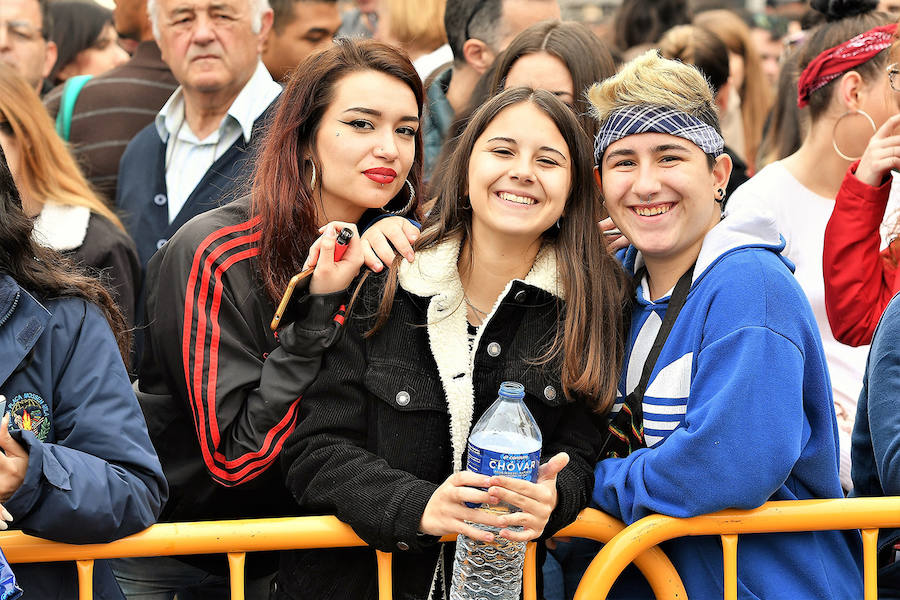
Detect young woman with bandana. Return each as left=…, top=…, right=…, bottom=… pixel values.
left=725, top=0, right=898, bottom=491
left=588, top=50, right=862, bottom=599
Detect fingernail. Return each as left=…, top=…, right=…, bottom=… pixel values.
left=406, top=253, right=414, bottom=263
left=374, top=260, right=383, bottom=272
left=1, top=507, right=12, bottom=521
left=325, top=227, right=336, bottom=238
left=0, top=522, right=7, bottom=531
left=484, top=532, right=494, bottom=542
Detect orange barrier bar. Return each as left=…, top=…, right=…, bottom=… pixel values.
left=0, top=510, right=687, bottom=600
left=575, top=497, right=900, bottom=600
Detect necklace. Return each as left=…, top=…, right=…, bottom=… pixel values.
left=463, top=293, right=489, bottom=324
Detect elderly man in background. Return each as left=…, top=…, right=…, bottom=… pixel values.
left=112, top=1, right=278, bottom=592
left=0, top=0, right=57, bottom=94
left=116, top=0, right=280, bottom=273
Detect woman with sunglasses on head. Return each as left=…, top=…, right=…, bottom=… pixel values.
left=116, top=39, right=424, bottom=597
left=726, top=0, right=898, bottom=491
left=277, top=86, right=630, bottom=599
left=588, top=50, right=861, bottom=599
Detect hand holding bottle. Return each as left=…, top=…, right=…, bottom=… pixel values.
left=419, top=471, right=505, bottom=542
left=486, top=451, right=569, bottom=542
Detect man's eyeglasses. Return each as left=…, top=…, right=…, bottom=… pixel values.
left=0, top=20, right=44, bottom=44
left=888, top=63, right=900, bottom=93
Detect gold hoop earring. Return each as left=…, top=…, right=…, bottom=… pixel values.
left=381, top=179, right=416, bottom=215
left=832, top=109, right=876, bottom=161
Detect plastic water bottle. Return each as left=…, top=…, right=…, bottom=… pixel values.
left=449, top=381, right=542, bottom=600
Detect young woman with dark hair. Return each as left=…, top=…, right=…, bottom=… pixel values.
left=114, top=39, right=426, bottom=597
left=47, top=0, right=128, bottom=84
left=0, top=145, right=165, bottom=599
left=277, top=86, right=630, bottom=599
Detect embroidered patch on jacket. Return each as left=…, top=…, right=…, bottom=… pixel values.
left=8, top=393, right=51, bottom=441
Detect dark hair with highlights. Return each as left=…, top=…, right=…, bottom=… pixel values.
left=371, top=87, right=631, bottom=411
left=251, top=38, right=424, bottom=304
left=0, top=145, right=130, bottom=363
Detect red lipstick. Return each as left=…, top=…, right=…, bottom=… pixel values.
left=364, top=167, right=397, bottom=184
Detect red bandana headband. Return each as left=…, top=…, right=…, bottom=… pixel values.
left=797, top=23, right=897, bottom=108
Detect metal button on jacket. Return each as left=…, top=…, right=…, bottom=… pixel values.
left=514, top=290, right=527, bottom=303
left=156, top=238, right=167, bottom=250
left=544, top=386, right=557, bottom=401
left=395, top=391, right=411, bottom=406
left=153, top=193, right=167, bottom=206
left=487, top=342, right=501, bottom=357
left=396, top=541, right=410, bottom=551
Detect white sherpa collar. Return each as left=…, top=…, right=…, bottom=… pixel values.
left=397, top=234, right=561, bottom=473
left=31, top=201, right=90, bottom=252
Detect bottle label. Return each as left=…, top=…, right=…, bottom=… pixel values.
left=466, top=443, right=541, bottom=482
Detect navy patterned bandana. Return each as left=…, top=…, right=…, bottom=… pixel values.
left=593, top=104, right=725, bottom=164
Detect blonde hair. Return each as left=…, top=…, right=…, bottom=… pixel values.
left=693, top=10, right=772, bottom=173
left=0, top=65, right=124, bottom=230
left=383, top=0, right=446, bottom=55
left=588, top=50, right=720, bottom=131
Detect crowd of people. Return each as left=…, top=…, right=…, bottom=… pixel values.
left=3, top=0, right=900, bottom=598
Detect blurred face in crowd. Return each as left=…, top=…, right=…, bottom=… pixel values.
left=114, top=0, right=149, bottom=41
left=598, top=132, right=730, bottom=273
left=313, top=69, right=418, bottom=222
left=878, top=1, right=900, bottom=14
left=750, top=27, right=782, bottom=89
left=0, top=0, right=57, bottom=92
left=155, top=0, right=272, bottom=99
left=467, top=101, right=571, bottom=245
left=504, top=52, right=574, bottom=108
left=57, top=23, right=129, bottom=80
left=494, top=0, right=560, bottom=53
left=262, top=1, right=340, bottom=81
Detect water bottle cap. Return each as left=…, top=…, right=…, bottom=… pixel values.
left=498, top=381, right=525, bottom=399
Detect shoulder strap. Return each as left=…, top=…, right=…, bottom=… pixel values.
left=633, top=263, right=695, bottom=400
left=54, top=75, right=93, bottom=141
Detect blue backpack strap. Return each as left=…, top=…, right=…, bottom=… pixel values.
left=54, top=75, right=93, bottom=141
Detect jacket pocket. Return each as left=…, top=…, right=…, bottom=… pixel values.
left=365, top=363, right=449, bottom=482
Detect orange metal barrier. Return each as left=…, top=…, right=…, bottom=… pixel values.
left=0, top=510, right=686, bottom=600
left=575, top=496, right=900, bottom=600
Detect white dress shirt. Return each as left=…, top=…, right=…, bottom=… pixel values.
left=155, top=61, right=282, bottom=223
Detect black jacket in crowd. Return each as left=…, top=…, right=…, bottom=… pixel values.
left=278, top=235, right=606, bottom=600
left=137, top=196, right=346, bottom=575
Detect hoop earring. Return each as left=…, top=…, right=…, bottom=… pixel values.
left=715, top=188, right=726, bottom=204
left=381, top=179, right=416, bottom=215
left=832, top=109, right=876, bottom=161
left=309, top=162, right=317, bottom=190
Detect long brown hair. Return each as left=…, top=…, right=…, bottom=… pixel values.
left=0, top=65, right=123, bottom=229
left=694, top=10, right=773, bottom=174
left=251, top=38, right=425, bottom=303
left=372, top=88, right=630, bottom=411
left=0, top=145, right=130, bottom=363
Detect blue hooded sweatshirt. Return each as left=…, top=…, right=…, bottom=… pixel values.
left=593, top=210, right=862, bottom=599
